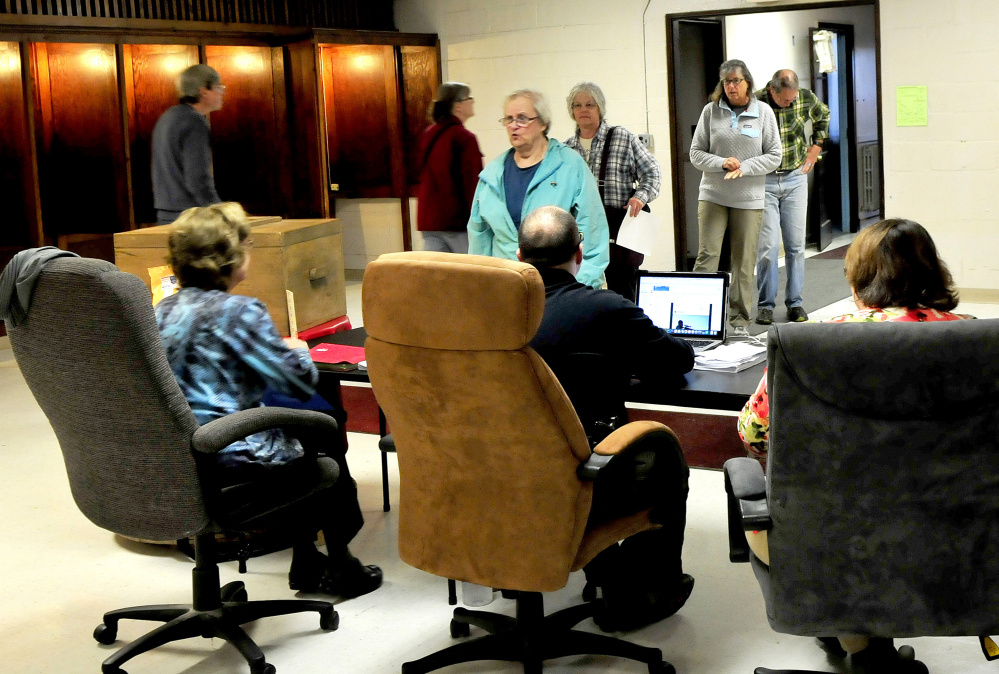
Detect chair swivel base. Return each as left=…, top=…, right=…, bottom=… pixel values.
left=94, top=581, right=338, bottom=674
left=401, top=590, right=672, bottom=674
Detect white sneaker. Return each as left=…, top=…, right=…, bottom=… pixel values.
left=730, top=326, right=750, bottom=338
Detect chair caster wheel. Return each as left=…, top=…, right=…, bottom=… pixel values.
left=221, top=580, right=247, bottom=603
left=582, top=581, right=597, bottom=602
left=649, top=661, right=674, bottom=674
left=320, top=609, right=339, bottom=631
left=449, top=619, right=471, bottom=638
left=94, top=623, right=117, bottom=645
left=252, top=664, right=276, bottom=674
left=524, top=661, right=542, bottom=674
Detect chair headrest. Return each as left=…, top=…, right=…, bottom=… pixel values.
left=770, top=318, right=999, bottom=417
left=362, top=252, right=545, bottom=350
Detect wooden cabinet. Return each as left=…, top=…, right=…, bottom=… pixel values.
left=113, top=217, right=346, bottom=337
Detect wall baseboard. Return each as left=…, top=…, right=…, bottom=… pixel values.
left=958, top=288, right=999, bottom=305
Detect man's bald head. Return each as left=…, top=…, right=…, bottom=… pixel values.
left=517, top=206, right=581, bottom=269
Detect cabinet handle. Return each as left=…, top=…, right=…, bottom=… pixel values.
left=309, top=266, right=329, bottom=281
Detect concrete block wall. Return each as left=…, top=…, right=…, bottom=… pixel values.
left=391, top=0, right=999, bottom=293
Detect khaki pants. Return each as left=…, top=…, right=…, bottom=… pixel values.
left=692, top=201, right=763, bottom=327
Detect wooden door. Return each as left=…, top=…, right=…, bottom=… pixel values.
left=205, top=45, right=288, bottom=217
left=32, top=42, right=129, bottom=256
left=285, top=38, right=328, bottom=218
left=320, top=44, right=404, bottom=198
left=0, top=42, right=41, bottom=271
left=399, top=45, right=441, bottom=192
left=122, top=44, right=199, bottom=227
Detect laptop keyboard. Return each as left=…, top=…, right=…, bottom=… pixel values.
left=687, top=339, right=719, bottom=352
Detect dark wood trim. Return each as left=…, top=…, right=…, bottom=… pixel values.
left=309, top=28, right=436, bottom=47
left=665, top=0, right=877, bottom=21
left=0, top=14, right=312, bottom=44
left=114, top=42, right=135, bottom=229
left=386, top=45, right=410, bottom=250
left=19, top=40, right=44, bottom=247
left=664, top=16, right=683, bottom=270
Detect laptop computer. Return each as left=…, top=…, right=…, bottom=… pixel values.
left=636, top=270, right=731, bottom=351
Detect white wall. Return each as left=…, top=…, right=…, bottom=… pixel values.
left=394, top=0, right=999, bottom=292
left=726, top=5, right=878, bottom=143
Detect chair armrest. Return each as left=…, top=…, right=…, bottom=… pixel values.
left=577, top=420, right=675, bottom=479
left=723, top=458, right=771, bottom=563
left=191, top=407, right=339, bottom=455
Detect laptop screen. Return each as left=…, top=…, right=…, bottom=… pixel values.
left=636, top=271, right=730, bottom=341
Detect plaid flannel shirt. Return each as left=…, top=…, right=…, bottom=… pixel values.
left=755, top=87, right=830, bottom=172
left=565, top=121, right=661, bottom=209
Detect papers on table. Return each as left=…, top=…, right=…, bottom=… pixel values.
left=693, top=341, right=767, bottom=373
left=615, top=209, right=660, bottom=256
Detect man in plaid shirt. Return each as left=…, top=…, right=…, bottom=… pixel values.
left=565, top=81, right=661, bottom=302
left=754, top=69, right=829, bottom=325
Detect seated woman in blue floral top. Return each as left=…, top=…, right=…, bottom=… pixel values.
left=156, top=202, right=382, bottom=598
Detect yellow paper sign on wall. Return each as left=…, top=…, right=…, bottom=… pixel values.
left=896, top=86, right=928, bottom=127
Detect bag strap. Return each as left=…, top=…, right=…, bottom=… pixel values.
left=420, top=120, right=455, bottom=172
left=597, top=126, right=618, bottom=202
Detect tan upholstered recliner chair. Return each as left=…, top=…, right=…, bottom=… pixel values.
left=363, top=252, right=679, bottom=674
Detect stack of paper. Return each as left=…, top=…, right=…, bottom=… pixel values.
left=693, top=341, right=767, bottom=373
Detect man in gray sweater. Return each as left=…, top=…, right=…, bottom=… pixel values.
left=152, top=64, right=225, bottom=224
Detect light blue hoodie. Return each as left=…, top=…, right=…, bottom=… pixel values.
left=468, top=138, right=609, bottom=289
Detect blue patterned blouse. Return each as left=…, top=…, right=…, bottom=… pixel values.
left=155, top=287, right=319, bottom=466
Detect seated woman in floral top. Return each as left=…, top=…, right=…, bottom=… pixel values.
left=156, top=202, right=382, bottom=599
left=736, top=218, right=972, bottom=672
left=738, top=218, right=973, bottom=463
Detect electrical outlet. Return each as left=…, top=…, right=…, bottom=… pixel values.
left=637, top=133, right=654, bottom=151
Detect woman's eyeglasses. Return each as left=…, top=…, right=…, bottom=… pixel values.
left=723, top=78, right=745, bottom=87
left=499, top=115, right=539, bottom=127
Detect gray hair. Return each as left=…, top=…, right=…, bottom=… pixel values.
left=566, top=81, right=606, bottom=123
left=177, top=64, right=221, bottom=104
left=431, top=81, right=471, bottom=123
left=769, top=69, right=800, bottom=93
left=506, top=89, right=552, bottom=136
left=709, top=59, right=755, bottom=104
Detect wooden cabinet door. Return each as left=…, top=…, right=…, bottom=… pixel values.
left=320, top=44, right=404, bottom=198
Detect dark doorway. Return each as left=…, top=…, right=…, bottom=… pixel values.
left=669, top=18, right=724, bottom=270
left=666, top=2, right=882, bottom=267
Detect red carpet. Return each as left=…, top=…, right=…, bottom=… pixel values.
left=341, top=385, right=744, bottom=470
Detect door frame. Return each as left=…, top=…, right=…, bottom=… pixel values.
left=665, top=0, right=883, bottom=269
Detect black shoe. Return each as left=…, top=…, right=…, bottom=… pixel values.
left=288, top=550, right=328, bottom=593
left=756, top=308, right=773, bottom=325
left=318, top=560, right=384, bottom=599
left=787, top=306, right=809, bottom=322
left=594, top=574, right=694, bottom=632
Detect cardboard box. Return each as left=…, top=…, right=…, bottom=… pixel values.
left=114, top=217, right=346, bottom=337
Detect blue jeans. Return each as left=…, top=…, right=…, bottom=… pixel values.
left=757, top=168, right=807, bottom=310
left=421, top=231, right=469, bottom=254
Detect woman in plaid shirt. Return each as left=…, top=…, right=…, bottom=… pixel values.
left=564, top=81, right=661, bottom=301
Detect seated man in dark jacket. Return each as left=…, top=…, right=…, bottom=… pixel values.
left=517, top=205, right=695, bottom=632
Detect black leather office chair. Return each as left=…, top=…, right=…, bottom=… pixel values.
left=5, top=257, right=342, bottom=674
left=725, top=319, right=999, bottom=674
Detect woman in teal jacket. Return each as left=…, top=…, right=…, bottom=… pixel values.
left=468, top=89, right=609, bottom=289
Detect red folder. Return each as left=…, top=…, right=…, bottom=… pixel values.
left=309, top=343, right=365, bottom=364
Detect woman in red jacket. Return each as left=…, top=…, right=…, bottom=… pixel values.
left=416, top=82, right=483, bottom=253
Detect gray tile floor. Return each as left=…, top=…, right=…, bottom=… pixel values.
left=1, top=251, right=996, bottom=674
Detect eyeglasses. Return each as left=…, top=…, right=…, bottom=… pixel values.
left=499, top=115, right=539, bottom=127
left=457, top=96, right=474, bottom=102
left=571, top=102, right=598, bottom=110
left=723, top=78, right=745, bottom=87
left=212, top=84, right=226, bottom=92
left=577, top=231, right=585, bottom=245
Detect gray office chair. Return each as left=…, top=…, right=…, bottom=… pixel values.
left=6, top=257, right=342, bottom=674
left=724, top=319, right=999, bottom=674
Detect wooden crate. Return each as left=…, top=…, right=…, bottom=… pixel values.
left=113, top=216, right=346, bottom=337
